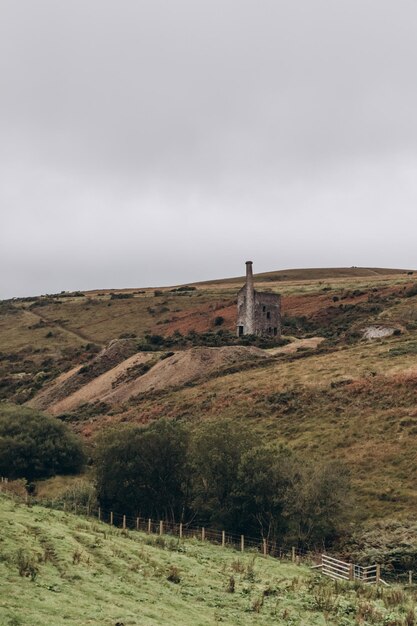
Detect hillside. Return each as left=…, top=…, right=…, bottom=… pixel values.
left=200, top=266, right=412, bottom=285
left=0, top=494, right=415, bottom=626
left=3, top=266, right=417, bottom=520
left=28, top=345, right=268, bottom=416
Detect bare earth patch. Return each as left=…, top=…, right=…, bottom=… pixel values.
left=267, top=336, right=325, bottom=355
left=33, top=345, right=269, bottom=415
left=47, top=352, right=156, bottom=415
left=362, top=325, right=396, bottom=340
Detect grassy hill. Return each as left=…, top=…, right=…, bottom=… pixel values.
left=0, top=494, right=415, bottom=626
left=3, top=266, right=417, bottom=521
left=201, top=266, right=413, bottom=285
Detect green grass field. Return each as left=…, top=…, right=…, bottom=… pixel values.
left=1, top=494, right=416, bottom=626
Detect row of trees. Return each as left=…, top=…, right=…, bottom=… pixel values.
left=95, top=419, right=351, bottom=546
left=0, top=403, right=350, bottom=546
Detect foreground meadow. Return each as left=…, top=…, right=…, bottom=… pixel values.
left=1, top=495, right=416, bottom=626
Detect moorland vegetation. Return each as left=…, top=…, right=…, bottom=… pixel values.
left=3, top=267, right=417, bottom=578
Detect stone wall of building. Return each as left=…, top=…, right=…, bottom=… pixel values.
left=236, top=261, right=281, bottom=337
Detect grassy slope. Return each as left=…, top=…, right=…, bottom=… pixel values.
left=0, top=495, right=415, bottom=626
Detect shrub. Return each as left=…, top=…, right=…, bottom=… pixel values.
left=145, top=334, right=165, bottom=346
left=59, top=480, right=97, bottom=511
left=214, top=316, right=224, bottom=326
left=0, top=404, right=86, bottom=480
left=166, top=565, right=181, bottom=583
left=0, top=301, right=18, bottom=316
left=170, top=286, right=196, bottom=292
left=251, top=595, right=264, bottom=613
left=110, top=292, right=133, bottom=300
left=160, top=351, right=175, bottom=360
left=0, top=479, right=27, bottom=498
left=405, top=284, right=417, bottom=298
left=15, top=549, right=38, bottom=581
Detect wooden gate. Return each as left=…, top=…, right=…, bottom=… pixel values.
left=315, top=554, right=387, bottom=586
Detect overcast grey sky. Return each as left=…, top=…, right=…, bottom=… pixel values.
left=1, top=1, right=417, bottom=298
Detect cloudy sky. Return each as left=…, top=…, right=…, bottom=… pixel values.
left=1, top=1, right=417, bottom=298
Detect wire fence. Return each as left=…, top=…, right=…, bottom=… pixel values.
left=68, top=502, right=310, bottom=562
left=1, top=476, right=415, bottom=587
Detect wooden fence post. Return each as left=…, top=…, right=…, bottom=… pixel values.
left=179, top=523, right=183, bottom=539
left=136, top=517, right=139, bottom=531
left=98, top=507, right=101, bottom=522
left=409, top=571, right=413, bottom=586
left=292, top=547, right=296, bottom=563
left=376, top=564, right=381, bottom=585
left=222, top=530, right=225, bottom=548
left=86, top=503, right=90, bottom=516
left=122, top=515, right=126, bottom=530
left=241, top=535, right=244, bottom=552
left=148, top=518, right=151, bottom=534
left=201, top=527, right=205, bottom=541
left=110, top=511, right=114, bottom=526
left=159, top=521, right=163, bottom=536
left=349, top=563, right=354, bottom=581
left=263, top=539, right=267, bottom=557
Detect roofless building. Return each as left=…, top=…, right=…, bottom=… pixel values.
left=236, top=261, right=281, bottom=337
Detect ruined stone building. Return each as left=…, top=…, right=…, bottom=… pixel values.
left=236, top=261, right=281, bottom=337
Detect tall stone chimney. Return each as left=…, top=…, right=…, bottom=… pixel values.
left=245, top=261, right=255, bottom=334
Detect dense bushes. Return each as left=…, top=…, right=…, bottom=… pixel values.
left=344, top=519, right=417, bottom=573
left=0, top=404, right=86, bottom=481
left=110, top=292, right=133, bottom=300
left=137, top=330, right=288, bottom=351
left=169, top=286, right=197, bottom=292
left=405, top=284, right=417, bottom=298
left=95, top=418, right=350, bottom=546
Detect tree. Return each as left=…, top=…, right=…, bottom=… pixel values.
left=189, top=419, right=256, bottom=529
left=0, top=404, right=86, bottom=480
left=287, top=460, right=351, bottom=546
left=235, top=445, right=295, bottom=540
left=95, top=419, right=189, bottom=521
